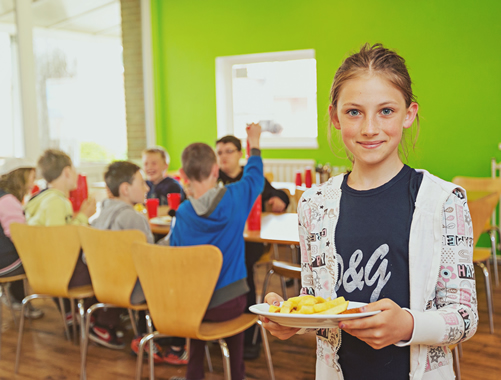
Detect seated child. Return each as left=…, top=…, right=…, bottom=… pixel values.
left=142, top=147, right=185, bottom=205
left=25, top=149, right=96, bottom=288
left=93, top=161, right=187, bottom=362
left=0, top=157, right=43, bottom=318
left=168, top=123, right=263, bottom=380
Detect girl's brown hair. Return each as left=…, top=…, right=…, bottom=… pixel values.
left=0, top=168, right=35, bottom=202
left=328, top=43, right=419, bottom=161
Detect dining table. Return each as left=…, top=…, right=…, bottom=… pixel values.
left=149, top=211, right=299, bottom=246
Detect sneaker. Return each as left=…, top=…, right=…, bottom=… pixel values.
left=1, top=289, right=22, bottom=311
left=24, top=304, right=44, bottom=319
left=130, top=335, right=164, bottom=364
left=89, top=325, right=125, bottom=350
left=1, top=291, right=44, bottom=319
left=163, top=345, right=188, bottom=365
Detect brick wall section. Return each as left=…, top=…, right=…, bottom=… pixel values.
left=120, top=0, right=146, bottom=160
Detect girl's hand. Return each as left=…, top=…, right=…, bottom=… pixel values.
left=260, top=292, right=300, bottom=340
left=338, top=298, right=414, bottom=350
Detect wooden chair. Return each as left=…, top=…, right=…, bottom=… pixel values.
left=77, top=226, right=152, bottom=380
left=452, top=176, right=501, bottom=286
left=261, top=260, right=301, bottom=301
left=0, top=273, right=27, bottom=360
left=131, top=242, right=275, bottom=380
left=9, top=224, right=94, bottom=373
left=466, top=192, right=499, bottom=333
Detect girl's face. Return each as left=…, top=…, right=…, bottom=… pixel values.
left=330, top=74, right=418, bottom=170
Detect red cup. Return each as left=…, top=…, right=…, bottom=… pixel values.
left=295, top=171, right=302, bottom=187
left=305, top=167, right=312, bottom=188
left=69, top=174, right=88, bottom=212
left=167, top=193, right=181, bottom=211
left=247, top=195, right=262, bottom=231
left=146, top=198, right=159, bottom=219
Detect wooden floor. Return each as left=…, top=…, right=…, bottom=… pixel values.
left=0, top=251, right=500, bottom=379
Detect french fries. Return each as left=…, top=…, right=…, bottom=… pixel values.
left=269, top=295, right=349, bottom=315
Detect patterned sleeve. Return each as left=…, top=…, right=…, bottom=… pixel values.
left=433, top=189, right=478, bottom=344
left=297, top=194, right=312, bottom=295
left=402, top=189, right=478, bottom=347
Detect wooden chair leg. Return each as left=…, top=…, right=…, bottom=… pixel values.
left=58, top=297, right=71, bottom=341
left=453, top=345, right=461, bottom=380
left=218, top=338, right=231, bottom=380
left=128, top=309, right=139, bottom=337
left=489, top=230, right=499, bottom=286
left=205, top=342, right=213, bottom=373
left=258, top=319, right=275, bottom=380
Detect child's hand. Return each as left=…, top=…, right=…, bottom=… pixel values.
left=338, top=298, right=414, bottom=349
left=267, top=196, right=287, bottom=213
left=246, top=123, right=262, bottom=150
left=79, top=197, right=97, bottom=218
left=260, top=292, right=300, bottom=340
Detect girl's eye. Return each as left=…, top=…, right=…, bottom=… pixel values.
left=348, top=110, right=360, bottom=116
left=381, top=108, right=393, bottom=116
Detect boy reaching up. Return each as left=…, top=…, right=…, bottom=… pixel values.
left=169, top=123, right=263, bottom=380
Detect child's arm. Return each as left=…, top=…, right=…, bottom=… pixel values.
left=230, top=123, right=264, bottom=213
left=261, top=187, right=311, bottom=340
left=116, top=209, right=155, bottom=244
left=340, top=190, right=478, bottom=349
left=0, top=195, right=25, bottom=237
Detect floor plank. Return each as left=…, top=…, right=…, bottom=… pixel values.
left=0, top=249, right=499, bottom=379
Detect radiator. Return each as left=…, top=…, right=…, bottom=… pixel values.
left=262, top=158, right=316, bottom=183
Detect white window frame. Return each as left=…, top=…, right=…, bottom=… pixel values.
left=215, top=49, right=318, bottom=149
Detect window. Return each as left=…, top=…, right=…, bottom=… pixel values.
left=216, top=50, right=318, bottom=149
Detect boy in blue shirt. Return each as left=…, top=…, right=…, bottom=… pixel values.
left=169, top=124, right=263, bottom=380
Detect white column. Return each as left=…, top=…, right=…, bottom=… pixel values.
left=140, top=0, right=156, bottom=147
left=15, top=0, right=39, bottom=160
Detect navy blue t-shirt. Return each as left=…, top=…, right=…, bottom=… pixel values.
left=334, top=165, right=423, bottom=380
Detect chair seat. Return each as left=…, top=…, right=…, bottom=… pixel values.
left=0, top=274, right=27, bottom=283
left=67, top=285, right=94, bottom=299
left=473, top=248, right=491, bottom=263
left=197, top=314, right=258, bottom=341
left=127, top=303, right=149, bottom=311
left=272, top=260, right=301, bottom=279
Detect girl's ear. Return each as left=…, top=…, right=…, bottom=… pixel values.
left=329, top=104, right=341, bottom=130
left=403, top=102, right=419, bottom=129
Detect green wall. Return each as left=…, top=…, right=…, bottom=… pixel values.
left=151, top=0, right=501, bottom=181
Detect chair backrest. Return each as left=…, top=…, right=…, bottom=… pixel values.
left=10, top=224, right=81, bottom=297
left=131, top=242, right=222, bottom=339
left=452, top=176, right=501, bottom=193
left=452, top=176, right=501, bottom=231
left=78, top=226, right=146, bottom=307
left=467, top=192, right=500, bottom=246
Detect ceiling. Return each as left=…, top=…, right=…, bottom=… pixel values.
left=0, top=0, right=121, bottom=37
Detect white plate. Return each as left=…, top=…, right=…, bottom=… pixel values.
left=149, top=216, right=172, bottom=225
left=249, top=301, right=380, bottom=328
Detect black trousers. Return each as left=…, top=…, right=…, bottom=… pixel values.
left=244, top=242, right=264, bottom=345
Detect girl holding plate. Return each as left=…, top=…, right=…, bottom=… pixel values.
left=261, top=43, right=477, bottom=380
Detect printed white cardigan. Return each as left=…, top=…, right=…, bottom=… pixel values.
left=297, top=170, right=478, bottom=380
